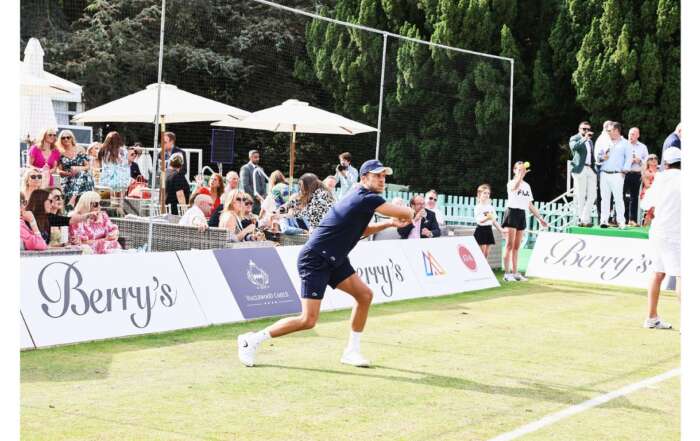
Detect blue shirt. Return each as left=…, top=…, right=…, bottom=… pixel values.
left=662, top=132, right=681, bottom=151
left=303, top=186, right=385, bottom=266
left=335, top=165, right=359, bottom=198
left=597, top=138, right=632, bottom=172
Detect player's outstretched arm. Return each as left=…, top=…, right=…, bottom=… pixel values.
left=362, top=203, right=414, bottom=237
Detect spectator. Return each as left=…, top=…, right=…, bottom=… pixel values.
left=86, top=142, right=102, bottom=180
left=240, top=149, right=268, bottom=214
left=223, top=171, right=240, bottom=195
left=569, top=121, right=597, bottom=227
left=424, top=189, right=446, bottom=227
left=397, top=194, right=441, bottom=239
left=624, top=127, right=648, bottom=226
left=26, top=189, right=92, bottom=245
left=27, top=128, right=61, bottom=187
left=260, top=170, right=288, bottom=220
left=334, top=152, right=359, bottom=198
left=640, top=154, right=659, bottom=226
left=20, top=192, right=47, bottom=251
left=594, top=120, right=614, bottom=223
left=127, top=147, right=143, bottom=180
left=68, top=191, right=121, bottom=254
left=58, top=129, right=94, bottom=209
left=219, top=190, right=262, bottom=241
left=179, top=194, right=212, bottom=232
left=323, top=175, right=338, bottom=195
left=240, top=193, right=266, bottom=241
left=97, top=131, right=131, bottom=199
left=21, top=168, right=43, bottom=202
left=165, top=155, right=190, bottom=215
left=662, top=123, right=681, bottom=151
left=192, top=173, right=225, bottom=212
left=502, top=161, right=548, bottom=282
left=162, top=131, right=187, bottom=175
left=474, top=184, right=504, bottom=258
left=287, top=173, right=335, bottom=231
left=46, top=187, right=67, bottom=246
left=133, top=142, right=153, bottom=182
left=597, top=122, right=633, bottom=229
left=640, top=147, right=681, bottom=329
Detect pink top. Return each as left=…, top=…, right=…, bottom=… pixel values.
left=20, top=220, right=48, bottom=251
left=28, top=145, right=61, bottom=186
left=69, top=211, right=121, bottom=254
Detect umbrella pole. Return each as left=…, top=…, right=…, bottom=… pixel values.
left=159, top=117, right=166, bottom=213
left=289, top=124, right=296, bottom=195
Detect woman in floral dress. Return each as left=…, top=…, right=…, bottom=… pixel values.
left=58, top=129, right=94, bottom=209
left=69, top=191, right=122, bottom=254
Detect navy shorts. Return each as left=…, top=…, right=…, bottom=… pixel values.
left=297, top=248, right=355, bottom=300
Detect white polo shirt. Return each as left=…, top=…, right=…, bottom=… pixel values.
left=640, top=168, right=680, bottom=242
left=179, top=205, right=207, bottom=228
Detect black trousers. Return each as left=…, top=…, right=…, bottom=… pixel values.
left=623, top=172, right=642, bottom=223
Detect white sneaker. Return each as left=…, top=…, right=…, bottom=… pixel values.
left=513, top=273, right=528, bottom=282
left=503, top=273, right=516, bottom=282
left=237, top=332, right=259, bottom=367
left=341, top=348, right=370, bottom=367
left=644, top=317, right=673, bottom=329
left=619, top=224, right=627, bottom=230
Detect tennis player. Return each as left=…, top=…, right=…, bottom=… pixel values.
left=237, top=159, right=413, bottom=367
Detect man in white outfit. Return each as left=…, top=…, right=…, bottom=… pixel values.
left=596, top=122, right=632, bottom=229
left=639, top=147, right=681, bottom=329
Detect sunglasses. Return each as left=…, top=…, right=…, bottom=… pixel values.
left=61, top=136, right=72, bottom=140
left=244, top=201, right=253, bottom=206
left=235, top=197, right=245, bottom=202
left=582, top=127, right=591, bottom=131
left=30, top=174, right=43, bottom=180
left=427, top=197, right=437, bottom=201
left=51, top=195, right=63, bottom=202
left=47, top=133, right=57, bottom=137
left=90, top=202, right=100, bottom=208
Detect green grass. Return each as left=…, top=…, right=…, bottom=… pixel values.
left=21, top=276, right=680, bottom=441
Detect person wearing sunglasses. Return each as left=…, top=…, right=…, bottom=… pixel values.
left=25, top=189, right=95, bottom=245
left=219, top=190, right=256, bottom=241
left=27, top=128, right=61, bottom=187
left=68, top=191, right=121, bottom=254
left=21, top=168, right=44, bottom=202
left=57, top=129, right=94, bottom=210
left=424, top=189, right=446, bottom=227
left=19, top=192, right=47, bottom=251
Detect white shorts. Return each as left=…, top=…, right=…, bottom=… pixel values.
left=649, top=236, right=680, bottom=277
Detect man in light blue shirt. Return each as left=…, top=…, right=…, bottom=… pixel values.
left=597, top=121, right=632, bottom=228
left=334, top=152, right=359, bottom=198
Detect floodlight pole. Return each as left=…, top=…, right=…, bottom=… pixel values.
left=508, top=59, right=514, bottom=183
left=375, top=33, right=388, bottom=160
left=147, top=0, right=167, bottom=252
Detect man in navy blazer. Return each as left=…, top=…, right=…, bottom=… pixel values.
left=398, top=194, right=442, bottom=239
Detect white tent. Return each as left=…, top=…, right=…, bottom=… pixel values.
left=72, top=83, right=250, bottom=124
left=212, top=99, right=377, bottom=184
left=20, top=38, right=62, bottom=142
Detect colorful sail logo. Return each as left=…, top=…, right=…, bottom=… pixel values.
left=422, top=251, right=447, bottom=276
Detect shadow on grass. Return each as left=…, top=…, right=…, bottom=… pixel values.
left=257, top=363, right=660, bottom=413
left=20, top=277, right=642, bottom=384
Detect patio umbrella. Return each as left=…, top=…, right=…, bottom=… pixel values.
left=72, top=82, right=250, bottom=210
left=212, top=99, right=377, bottom=189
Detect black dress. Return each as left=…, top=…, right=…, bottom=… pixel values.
left=165, top=169, right=191, bottom=215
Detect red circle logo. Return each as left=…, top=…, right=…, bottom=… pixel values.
left=458, top=245, right=477, bottom=271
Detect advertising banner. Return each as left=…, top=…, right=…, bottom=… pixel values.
left=20, top=253, right=208, bottom=348
left=397, top=236, right=500, bottom=296
left=212, top=248, right=301, bottom=319
left=21, top=313, right=34, bottom=350
left=174, top=250, right=245, bottom=324
left=526, top=232, right=663, bottom=289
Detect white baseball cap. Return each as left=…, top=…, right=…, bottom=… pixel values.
left=663, top=147, right=681, bottom=165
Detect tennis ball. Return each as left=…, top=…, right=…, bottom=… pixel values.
left=523, top=161, right=531, bottom=169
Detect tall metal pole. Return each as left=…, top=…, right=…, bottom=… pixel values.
left=508, top=59, right=514, bottom=182
left=374, top=33, right=388, bottom=160
left=147, top=0, right=167, bottom=252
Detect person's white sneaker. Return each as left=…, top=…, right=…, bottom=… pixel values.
left=644, top=317, right=673, bottom=329
left=341, top=348, right=370, bottom=367
left=503, top=273, right=517, bottom=282
left=513, top=273, right=528, bottom=282
left=237, top=332, right=259, bottom=367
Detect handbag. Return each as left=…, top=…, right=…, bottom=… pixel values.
left=127, top=176, right=151, bottom=199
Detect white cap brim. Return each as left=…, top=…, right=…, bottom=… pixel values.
left=367, top=166, right=393, bottom=175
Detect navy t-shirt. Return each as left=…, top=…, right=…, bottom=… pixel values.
left=662, top=133, right=681, bottom=151
left=303, top=186, right=385, bottom=266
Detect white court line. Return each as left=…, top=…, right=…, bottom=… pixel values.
left=487, top=368, right=680, bottom=441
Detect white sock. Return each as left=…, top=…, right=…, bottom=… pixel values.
left=252, top=329, right=271, bottom=345
left=348, top=331, right=362, bottom=352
